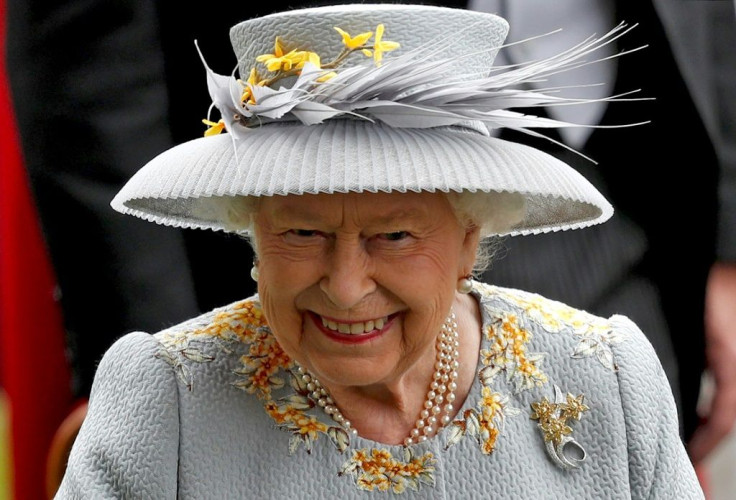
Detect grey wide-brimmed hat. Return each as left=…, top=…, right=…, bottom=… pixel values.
left=111, top=4, right=621, bottom=236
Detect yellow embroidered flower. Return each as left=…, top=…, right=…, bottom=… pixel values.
left=294, top=415, right=329, bottom=440
left=517, top=359, right=535, bottom=376
left=479, top=349, right=494, bottom=367
left=496, top=288, right=609, bottom=336
left=446, top=389, right=518, bottom=456
left=372, top=24, right=399, bottom=65
left=365, top=448, right=392, bottom=467
left=201, top=118, right=225, bottom=137
left=352, top=449, right=369, bottom=463
left=511, top=341, right=526, bottom=358
left=357, top=476, right=391, bottom=492
left=480, top=426, right=499, bottom=455
left=477, top=390, right=510, bottom=455
left=192, top=301, right=267, bottom=342
left=483, top=313, right=548, bottom=391
left=334, top=27, right=373, bottom=49
left=344, top=448, right=435, bottom=492
left=391, top=480, right=407, bottom=494
left=492, top=287, right=625, bottom=371
left=265, top=401, right=302, bottom=425
left=236, top=337, right=291, bottom=398
left=480, top=387, right=503, bottom=419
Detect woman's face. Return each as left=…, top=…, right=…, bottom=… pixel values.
left=254, top=191, right=480, bottom=390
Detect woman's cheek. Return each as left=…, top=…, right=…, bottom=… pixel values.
left=258, top=281, right=303, bottom=351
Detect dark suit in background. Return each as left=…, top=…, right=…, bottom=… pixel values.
left=474, top=0, right=725, bottom=444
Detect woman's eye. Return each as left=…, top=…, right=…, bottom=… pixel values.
left=381, top=231, right=410, bottom=241
left=289, top=229, right=319, bottom=237
left=282, top=229, right=325, bottom=245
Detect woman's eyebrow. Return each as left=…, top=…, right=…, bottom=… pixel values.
left=270, top=206, right=430, bottom=227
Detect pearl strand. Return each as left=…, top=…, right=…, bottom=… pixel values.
left=295, top=310, right=459, bottom=446
left=298, top=367, right=359, bottom=436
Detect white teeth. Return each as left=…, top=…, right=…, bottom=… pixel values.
left=320, top=316, right=389, bottom=334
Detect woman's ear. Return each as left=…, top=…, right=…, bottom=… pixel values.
left=459, top=225, right=482, bottom=276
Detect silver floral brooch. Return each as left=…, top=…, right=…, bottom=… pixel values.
left=530, top=385, right=590, bottom=470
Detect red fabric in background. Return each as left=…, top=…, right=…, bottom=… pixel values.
left=0, top=0, right=73, bottom=497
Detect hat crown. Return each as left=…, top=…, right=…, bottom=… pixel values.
left=229, top=4, right=509, bottom=81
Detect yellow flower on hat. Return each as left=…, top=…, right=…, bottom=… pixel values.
left=334, top=27, right=373, bottom=50
left=370, top=23, right=399, bottom=66
left=240, top=67, right=260, bottom=104
left=201, top=118, right=225, bottom=137
left=256, top=37, right=304, bottom=72
left=294, top=50, right=321, bottom=69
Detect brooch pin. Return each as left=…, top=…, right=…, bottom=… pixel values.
left=530, top=385, right=589, bottom=470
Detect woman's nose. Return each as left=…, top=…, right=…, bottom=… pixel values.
left=319, top=239, right=376, bottom=310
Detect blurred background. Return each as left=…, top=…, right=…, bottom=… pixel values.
left=2, top=0, right=735, bottom=498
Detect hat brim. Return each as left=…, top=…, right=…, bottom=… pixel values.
left=111, top=121, right=612, bottom=236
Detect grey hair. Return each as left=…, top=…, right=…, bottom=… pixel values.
left=207, top=190, right=525, bottom=273
left=444, top=191, right=523, bottom=273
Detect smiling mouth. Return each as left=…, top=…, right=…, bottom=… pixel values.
left=309, top=312, right=397, bottom=336
left=320, top=315, right=387, bottom=334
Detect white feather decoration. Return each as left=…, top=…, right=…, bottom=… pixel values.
left=198, top=21, right=647, bottom=151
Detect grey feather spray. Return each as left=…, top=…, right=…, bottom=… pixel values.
left=198, top=21, right=647, bottom=161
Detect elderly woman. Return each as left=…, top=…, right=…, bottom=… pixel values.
left=57, top=4, right=702, bottom=498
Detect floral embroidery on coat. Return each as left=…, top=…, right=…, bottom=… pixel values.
left=340, top=448, right=436, bottom=493
left=157, top=301, right=287, bottom=391
left=263, top=370, right=352, bottom=454
left=444, top=387, right=519, bottom=454
left=153, top=284, right=628, bottom=492
left=486, top=286, right=626, bottom=371
left=480, top=311, right=549, bottom=392
left=156, top=301, right=346, bottom=454
left=444, top=306, right=536, bottom=454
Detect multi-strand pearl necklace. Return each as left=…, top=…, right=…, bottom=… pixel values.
left=296, top=310, right=460, bottom=447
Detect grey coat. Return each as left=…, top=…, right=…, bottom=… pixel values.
left=57, top=284, right=702, bottom=499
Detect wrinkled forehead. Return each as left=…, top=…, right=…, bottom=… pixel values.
left=257, top=191, right=456, bottom=228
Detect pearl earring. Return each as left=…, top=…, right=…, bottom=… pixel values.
left=250, top=264, right=259, bottom=282
left=457, top=276, right=472, bottom=294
